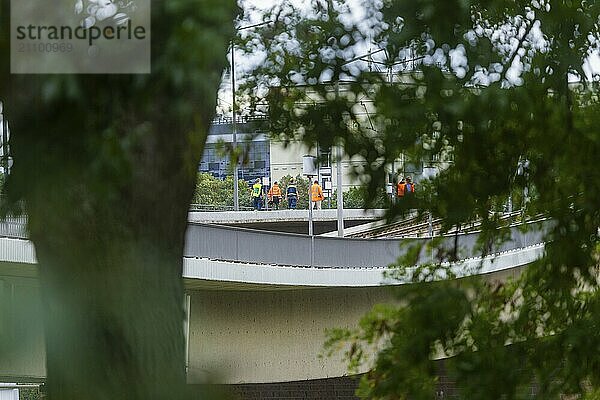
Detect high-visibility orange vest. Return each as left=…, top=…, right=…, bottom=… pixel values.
left=397, top=182, right=406, bottom=197
left=268, top=184, right=282, bottom=197
left=311, top=183, right=324, bottom=201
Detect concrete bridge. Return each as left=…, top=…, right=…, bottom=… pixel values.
left=0, top=213, right=546, bottom=391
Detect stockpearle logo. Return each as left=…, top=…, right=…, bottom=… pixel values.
left=11, top=0, right=150, bottom=74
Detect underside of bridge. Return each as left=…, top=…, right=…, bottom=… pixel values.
left=186, top=286, right=393, bottom=384
left=0, top=261, right=393, bottom=385
left=225, top=218, right=372, bottom=235
left=186, top=209, right=385, bottom=235
left=0, top=259, right=523, bottom=389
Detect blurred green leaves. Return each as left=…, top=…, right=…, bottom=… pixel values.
left=240, top=0, right=600, bottom=398
left=1, top=1, right=240, bottom=399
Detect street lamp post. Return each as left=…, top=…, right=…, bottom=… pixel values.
left=336, top=144, right=343, bottom=237
left=308, top=179, right=314, bottom=236
left=334, top=82, right=344, bottom=237
left=231, top=46, right=239, bottom=211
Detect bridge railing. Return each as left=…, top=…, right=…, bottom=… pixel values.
left=0, top=215, right=27, bottom=238
left=189, top=204, right=254, bottom=212
left=183, top=222, right=547, bottom=268
left=0, top=216, right=548, bottom=269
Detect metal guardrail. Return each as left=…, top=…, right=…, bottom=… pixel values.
left=0, top=215, right=27, bottom=238
left=189, top=204, right=254, bottom=212
left=0, top=216, right=547, bottom=269
left=183, top=222, right=547, bottom=268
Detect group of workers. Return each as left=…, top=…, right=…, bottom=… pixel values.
left=250, top=175, right=414, bottom=211
left=251, top=178, right=325, bottom=211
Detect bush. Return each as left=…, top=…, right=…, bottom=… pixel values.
left=192, top=173, right=390, bottom=210
left=329, top=186, right=390, bottom=209
left=192, top=173, right=252, bottom=209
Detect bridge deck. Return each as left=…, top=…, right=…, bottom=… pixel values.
left=0, top=217, right=547, bottom=288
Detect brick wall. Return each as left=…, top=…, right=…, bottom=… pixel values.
left=191, top=360, right=540, bottom=400
left=227, top=376, right=360, bottom=400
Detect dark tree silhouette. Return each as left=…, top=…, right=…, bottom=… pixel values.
left=0, top=1, right=238, bottom=399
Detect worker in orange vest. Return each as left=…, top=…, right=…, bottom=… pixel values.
left=311, top=180, right=324, bottom=210
left=397, top=177, right=406, bottom=198
left=267, top=181, right=283, bottom=210
left=397, top=176, right=415, bottom=199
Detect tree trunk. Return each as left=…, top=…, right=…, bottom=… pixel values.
left=34, top=236, right=187, bottom=400
left=0, top=1, right=239, bottom=399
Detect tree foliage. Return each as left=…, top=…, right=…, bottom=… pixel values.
left=243, top=0, right=600, bottom=398
left=1, top=0, right=599, bottom=397
left=328, top=186, right=390, bottom=210
left=193, top=173, right=253, bottom=208
left=0, top=1, right=239, bottom=399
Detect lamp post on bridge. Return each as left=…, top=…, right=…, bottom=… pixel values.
left=303, top=155, right=318, bottom=237
left=303, top=155, right=318, bottom=267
